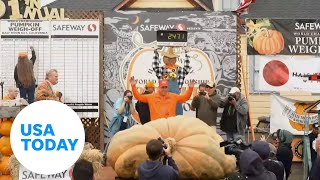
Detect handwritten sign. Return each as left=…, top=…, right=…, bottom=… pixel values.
left=19, top=165, right=72, bottom=180
left=0, top=0, right=65, bottom=20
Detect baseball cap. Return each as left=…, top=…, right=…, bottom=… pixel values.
left=313, top=123, right=319, bottom=127
left=159, top=80, right=168, bottom=88
left=229, top=87, right=240, bottom=94
left=206, top=81, right=215, bottom=88
left=145, top=81, right=155, bottom=88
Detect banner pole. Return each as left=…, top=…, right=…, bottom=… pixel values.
left=241, top=52, right=255, bottom=141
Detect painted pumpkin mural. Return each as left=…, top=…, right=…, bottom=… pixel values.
left=253, top=29, right=284, bottom=55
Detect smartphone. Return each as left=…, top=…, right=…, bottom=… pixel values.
left=199, top=92, right=206, bottom=96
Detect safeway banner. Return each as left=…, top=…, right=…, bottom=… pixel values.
left=270, top=94, right=318, bottom=135
left=247, top=19, right=320, bottom=55
left=258, top=56, right=320, bottom=92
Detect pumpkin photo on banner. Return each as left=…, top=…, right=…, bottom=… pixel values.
left=247, top=19, right=284, bottom=55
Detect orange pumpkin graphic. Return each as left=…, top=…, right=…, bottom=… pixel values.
left=253, top=29, right=284, bottom=55
left=289, top=102, right=314, bottom=131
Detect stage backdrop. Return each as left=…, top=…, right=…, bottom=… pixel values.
left=270, top=94, right=318, bottom=135
left=104, top=11, right=237, bottom=121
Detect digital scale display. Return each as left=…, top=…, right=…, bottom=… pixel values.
left=156, top=30, right=188, bottom=46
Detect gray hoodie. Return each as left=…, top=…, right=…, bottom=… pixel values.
left=239, top=149, right=276, bottom=180
left=138, top=157, right=178, bottom=180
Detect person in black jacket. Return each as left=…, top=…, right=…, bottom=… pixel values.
left=14, top=46, right=36, bottom=104
left=252, top=140, right=286, bottom=180
left=138, top=139, right=179, bottom=180
left=276, top=129, right=293, bottom=180
left=309, top=136, right=320, bottom=180
left=239, top=149, right=276, bottom=180
left=135, top=81, right=155, bottom=124
left=309, top=123, right=319, bottom=166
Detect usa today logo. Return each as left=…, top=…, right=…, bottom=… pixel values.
left=10, top=100, right=85, bottom=175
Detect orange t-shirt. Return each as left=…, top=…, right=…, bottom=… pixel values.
left=132, top=85, right=193, bottom=121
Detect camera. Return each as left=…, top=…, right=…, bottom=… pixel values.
left=220, top=138, right=251, bottom=160
left=157, top=137, right=167, bottom=149
left=199, top=91, right=206, bottom=96
left=228, top=94, right=236, bottom=101
left=127, top=96, right=133, bottom=100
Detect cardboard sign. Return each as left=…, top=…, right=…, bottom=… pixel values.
left=19, top=165, right=72, bottom=180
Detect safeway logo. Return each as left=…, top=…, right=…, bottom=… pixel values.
left=175, top=23, right=186, bottom=30
left=88, top=24, right=97, bottom=32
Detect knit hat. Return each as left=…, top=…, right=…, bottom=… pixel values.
left=251, top=140, right=270, bottom=160
left=145, top=81, right=155, bottom=88
left=18, top=52, right=28, bottom=58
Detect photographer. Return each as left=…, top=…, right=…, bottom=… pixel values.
left=138, top=139, right=179, bottom=180
left=107, top=90, right=137, bottom=137
left=220, top=87, right=248, bottom=140
left=191, top=82, right=221, bottom=130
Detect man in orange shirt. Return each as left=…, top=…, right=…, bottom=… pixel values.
left=130, top=76, right=194, bottom=121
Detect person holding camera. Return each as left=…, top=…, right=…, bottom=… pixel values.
left=191, top=82, right=221, bottom=130
left=107, top=90, right=137, bottom=137
left=138, top=139, right=179, bottom=180
left=220, top=87, right=248, bottom=141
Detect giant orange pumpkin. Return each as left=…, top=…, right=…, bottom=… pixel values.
left=0, top=175, right=12, bottom=180
left=289, top=102, right=315, bottom=131
left=0, top=137, right=13, bottom=156
left=253, top=29, right=284, bottom=55
left=107, top=116, right=236, bottom=179
left=0, top=121, right=13, bottom=136
left=0, top=155, right=10, bottom=175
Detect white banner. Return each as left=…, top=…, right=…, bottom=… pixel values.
left=270, top=94, right=319, bottom=135
left=258, top=56, right=320, bottom=92
left=19, top=165, right=72, bottom=180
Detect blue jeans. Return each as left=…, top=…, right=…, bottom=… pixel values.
left=19, top=81, right=35, bottom=104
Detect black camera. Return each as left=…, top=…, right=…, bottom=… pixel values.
left=157, top=137, right=167, bottom=149
left=199, top=91, right=206, bottom=96
left=228, top=94, right=236, bottom=101
left=220, top=138, right=251, bottom=160
left=127, top=96, right=133, bottom=100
